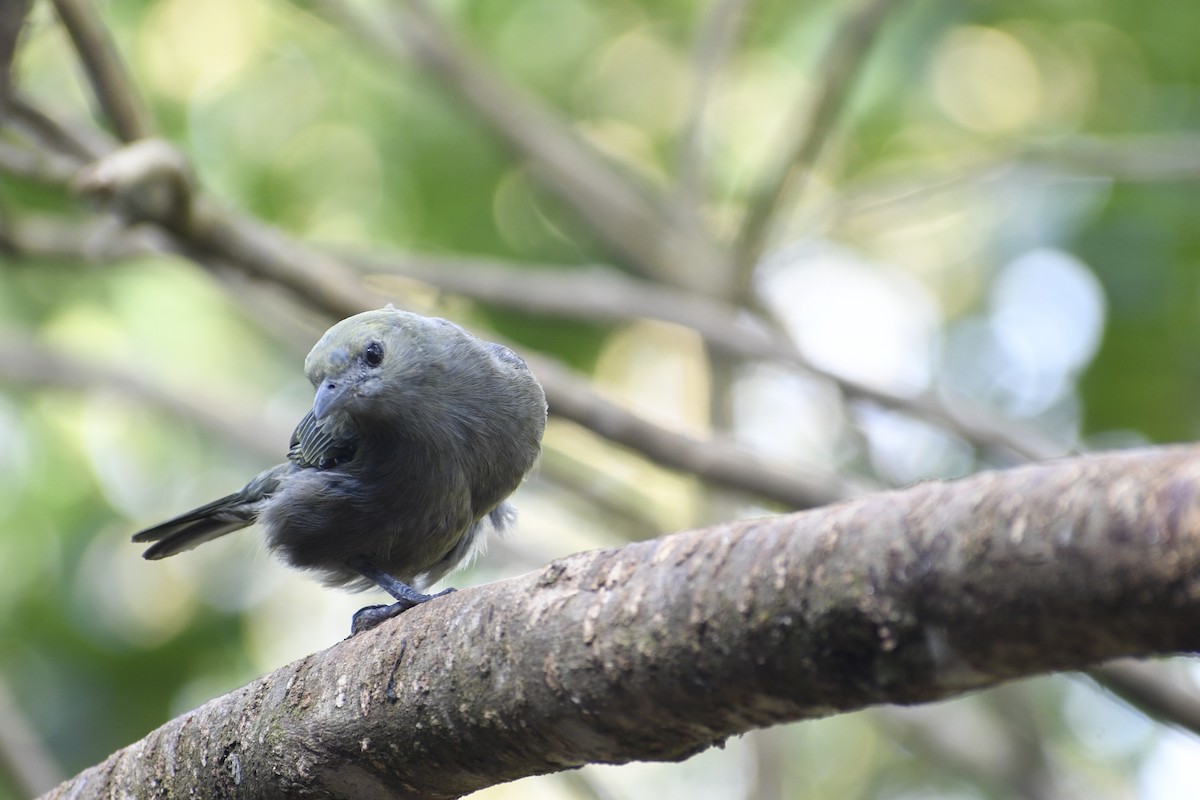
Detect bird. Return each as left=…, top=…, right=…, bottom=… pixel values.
left=131, top=307, right=547, bottom=634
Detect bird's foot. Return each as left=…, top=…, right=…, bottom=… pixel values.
left=350, top=603, right=404, bottom=634
left=345, top=555, right=458, bottom=634
left=349, top=588, right=457, bottom=635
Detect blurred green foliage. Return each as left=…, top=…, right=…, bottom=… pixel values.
left=2, top=0, right=1200, bottom=798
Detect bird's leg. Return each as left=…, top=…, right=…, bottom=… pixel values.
left=346, top=555, right=456, bottom=634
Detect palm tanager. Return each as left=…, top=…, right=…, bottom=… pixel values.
left=132, top=307, right=547, bottom=633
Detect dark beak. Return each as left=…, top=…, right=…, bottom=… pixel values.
left=313, top=378, right=350, bottom=420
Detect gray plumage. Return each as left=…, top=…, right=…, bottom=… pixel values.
left=132, top=308, right=546, bottom=628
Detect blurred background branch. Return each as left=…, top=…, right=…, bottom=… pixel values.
left=48, top=0, right=151, bottom=142
left=304, top=0, right=727, bottom=292
left=5, top=89, right=861, bottom=507
left=732, top=0, right=901, bottom=296
left=0, top=332, right=286, bottom=460
left=0, top=676, right=62, bottom=798
left=0, top=1, right=31, bottom=115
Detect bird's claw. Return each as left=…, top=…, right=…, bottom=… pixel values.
left=349, top=588, right=458, bottom=635
left=350, top=603, right=405, bottom=635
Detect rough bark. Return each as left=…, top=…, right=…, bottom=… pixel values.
left=43, top=446, right=1200, bottom=799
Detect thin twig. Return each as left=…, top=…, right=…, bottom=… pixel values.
left=49, top=0, right=154, bottom=141
left=6, top=93, right=112, bottom=161
left=1023, top=135, right=1200, bottom=182
left=831, top=134, right=1200, bottom=228
left=732, top=0, right=901, bottom=297
left=674, top=0, right=750, bottom=217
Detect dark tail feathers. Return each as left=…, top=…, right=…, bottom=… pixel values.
left=131, top=491, right=257, bottom=560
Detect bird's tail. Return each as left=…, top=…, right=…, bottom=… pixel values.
left=131, top=490, right=258, bottom=560
left=132, top=466, right=285, bottom=559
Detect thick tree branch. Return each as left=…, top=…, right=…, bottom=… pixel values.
left=42, top=446, right=1200, bottom=799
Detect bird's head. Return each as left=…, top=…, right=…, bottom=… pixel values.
left=304, top=307, right=429, bottom=424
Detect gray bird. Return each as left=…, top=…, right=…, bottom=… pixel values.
left=132, top=307, right=547, bottom=633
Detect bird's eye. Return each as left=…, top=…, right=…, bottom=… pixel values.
left=364, top=341, right=384, bottom=367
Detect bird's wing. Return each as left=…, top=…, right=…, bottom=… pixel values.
left=131, top=465, right=286, bottom=559
left=288, top=410, right=358, bottom=469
